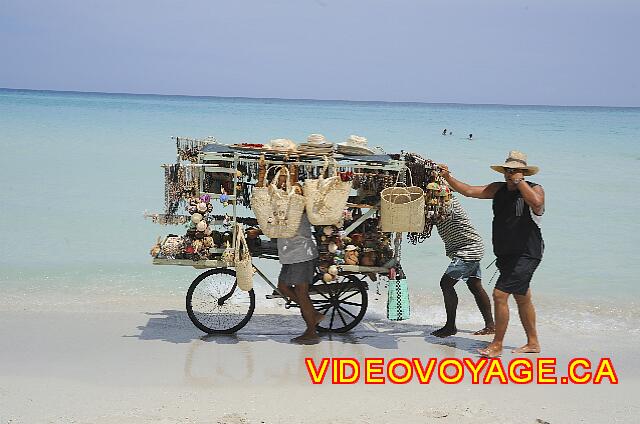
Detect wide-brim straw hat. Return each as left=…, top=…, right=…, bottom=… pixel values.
left=490, top=150, right=539, bottom=176
left=337, top=135, right=376, bottom=154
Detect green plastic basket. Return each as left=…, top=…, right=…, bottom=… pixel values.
left=387, top=277, right=410, bottom=321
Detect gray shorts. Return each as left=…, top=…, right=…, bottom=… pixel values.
left=444, top=257, right=482, bottom=281
left=279, top=259, right=317, bottom=287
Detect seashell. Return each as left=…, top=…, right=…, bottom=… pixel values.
left=323, top=273, right=335, bottom=282
left=328, top=265, right=339, bottom=276
left=323, top=226, right=334, bottom=236
left=191, top=213, right=203, bottom=224
left=196, top=221, right=207, bottom=232
left=328, top=242, right=338, bottom=253
left=197, top=202, right=208, bottom=212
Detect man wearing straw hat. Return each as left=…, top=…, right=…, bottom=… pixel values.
left=439, top=151, right=544, bottom=358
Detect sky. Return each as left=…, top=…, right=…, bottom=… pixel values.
left=1, top=0, right=639, bottom=106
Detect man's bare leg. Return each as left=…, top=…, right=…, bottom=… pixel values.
left=291, top=284, right=322, bottom=344
left=277, top=281, right=299, bottom=304
left=512, top=289, right=541, bottom=353
left=466, top=277, right=495, bottom=335
left=431, top=275, right=458, bottom=338
left=479, top=288, right=509, bottom=357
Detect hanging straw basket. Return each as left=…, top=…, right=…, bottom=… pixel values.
left=234, top=224, right=254, bottom=291
left=250, top=166, right=305, bottom=239
left=380, top=169, right=425, bottom=233
left=303, top=156, right=352, bottom=226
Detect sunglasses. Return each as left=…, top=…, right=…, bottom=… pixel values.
left=504, top=168, right=522, bottom=174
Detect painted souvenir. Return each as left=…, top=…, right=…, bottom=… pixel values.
left=427, top=182, right=440, bottom=190
left=350, top=233, right=364, bottom=246
left=344, top=245, right=359, bottom=265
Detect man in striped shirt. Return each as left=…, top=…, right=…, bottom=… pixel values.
left=432, top=195, right=495, bottom=337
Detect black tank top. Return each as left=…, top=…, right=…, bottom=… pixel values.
left=492, top=182, right=544, bottom=259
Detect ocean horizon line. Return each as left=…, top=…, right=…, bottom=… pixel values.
left=2, top=86, right=638, bottom=110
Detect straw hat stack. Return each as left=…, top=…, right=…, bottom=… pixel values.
left=337, top=135, right=376, bottom=155
left=297, top=134, right=335, bottom=155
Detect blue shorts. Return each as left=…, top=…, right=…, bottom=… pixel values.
left=444, top=257, right=482, bottom=281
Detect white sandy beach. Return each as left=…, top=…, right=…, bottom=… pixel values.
left=0, top=289, right=637, bottom=424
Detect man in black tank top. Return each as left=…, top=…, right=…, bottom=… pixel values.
left=439, top=151, right=545, bottom=358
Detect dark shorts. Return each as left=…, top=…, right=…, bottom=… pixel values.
left=278, top=259, right=317, bottom=287
left=495, top=255, right=541, bottom=295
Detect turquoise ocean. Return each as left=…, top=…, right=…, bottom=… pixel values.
left=1, top=88, right=639, bottom=330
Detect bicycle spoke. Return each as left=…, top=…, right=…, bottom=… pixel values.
left=336, top=307, right=348, bottom=326
left=340, top=300, right=362, bottom=307
left=316, top=303, right=332, bottom=312
left=339, top=290, right=360, bottom=302
left=329, top=307, right=336, bottom=329
left=337, top=305, right=357, bottom=319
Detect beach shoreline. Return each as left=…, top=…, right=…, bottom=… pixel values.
left=1, top=290, right=636, bottom=423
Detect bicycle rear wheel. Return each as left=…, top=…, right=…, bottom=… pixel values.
left=309, top=274, right=368, bottom=333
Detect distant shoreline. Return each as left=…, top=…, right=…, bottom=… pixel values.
left=2, top=87, right=638, bottom=110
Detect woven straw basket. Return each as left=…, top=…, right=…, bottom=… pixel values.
left=303, top=157, right=352, bottom=226
left=250, top=167, right=305, bottom=239
left=380, top=170, right=425, bottom=233
left=234, top=224, right=254, bottom=291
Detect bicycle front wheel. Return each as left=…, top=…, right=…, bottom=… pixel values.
left=186, top=268, right=255, bottom=334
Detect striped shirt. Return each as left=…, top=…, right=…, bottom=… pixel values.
left=435, top=195, right=484, bottom=261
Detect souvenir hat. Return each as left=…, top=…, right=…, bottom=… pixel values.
left=337, top=135, right=376, bottom=155
left=306, top=134, right=331, bottom=144
left=490, top=150, right=539, bottom=176
left=266, top=138, right=297, bottom=152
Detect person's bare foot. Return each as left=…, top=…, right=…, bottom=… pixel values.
left=512, top=343, right=541, bottom=354
left=474, top=325, right=496, bottom=335
left=478, top=342, right=502, bottom=358
left=431, top=326, right=457, bottom=338
left=291, top=332, right=320, bottom=345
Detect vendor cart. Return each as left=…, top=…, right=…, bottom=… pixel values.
left=147, top=137, right=445, bottom=334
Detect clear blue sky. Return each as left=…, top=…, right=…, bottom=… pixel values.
left=1, top=0, right=639, bottom=106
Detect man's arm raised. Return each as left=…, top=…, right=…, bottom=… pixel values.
left=438, top=164, right=501, bottom=199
